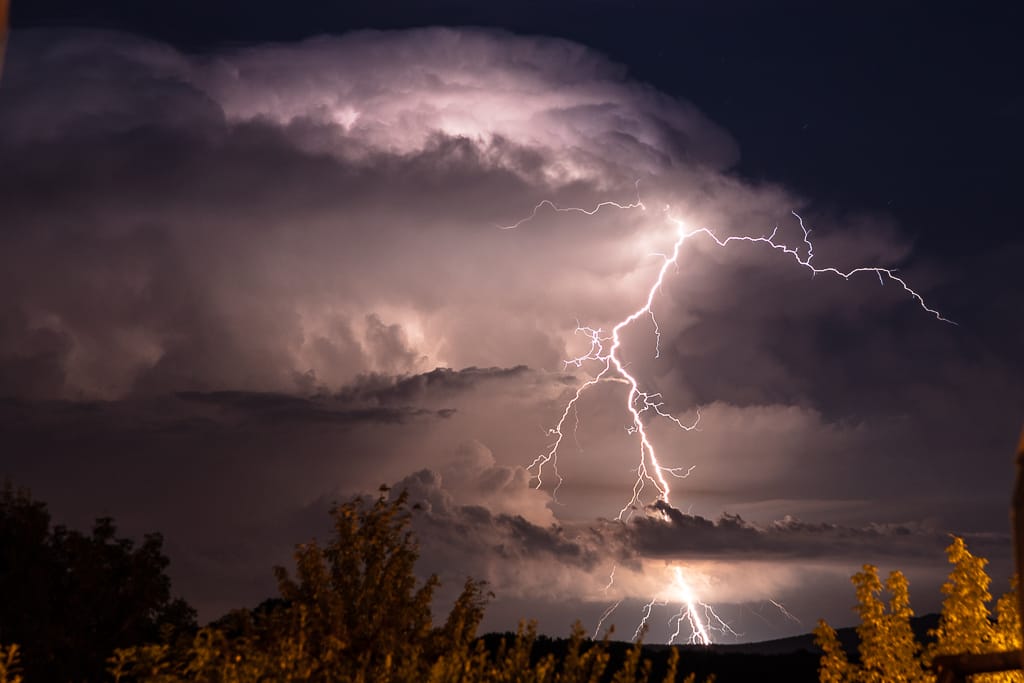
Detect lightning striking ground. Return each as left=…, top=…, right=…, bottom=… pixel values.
left=666, top=566, right=713, bottom=644
left=769, top=599, right=802, bottom=625
left=506, top=192, right=951, bottom=644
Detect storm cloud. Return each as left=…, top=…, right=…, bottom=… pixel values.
left=1, top=27, right=1020, bottom=642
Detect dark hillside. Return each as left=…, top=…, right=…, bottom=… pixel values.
left=482, top=613, right=940, bottom=682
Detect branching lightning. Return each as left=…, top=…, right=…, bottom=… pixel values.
left=666, top=566, right=713, bottom=645
left=505, top=189, right=951, bottom=645
left=634, top=598, right=668, bottom=641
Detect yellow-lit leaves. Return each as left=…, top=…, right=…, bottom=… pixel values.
left=818, top=537, right=1021, bottom=683
left=0, top=645, right=23, bottom=683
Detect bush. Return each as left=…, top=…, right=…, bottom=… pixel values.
left=814, top=536, right=1022, bottom=683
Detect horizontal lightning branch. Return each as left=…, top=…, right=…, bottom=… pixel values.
left=498, top=180, right=645, bottom=231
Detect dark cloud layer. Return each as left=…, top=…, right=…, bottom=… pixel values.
left=0, top=26, right=1020, bottom=643
left=336, top=365, right=535, bottom=406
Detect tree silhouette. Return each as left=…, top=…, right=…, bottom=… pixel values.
left=0, top=483, right=196, bottom=682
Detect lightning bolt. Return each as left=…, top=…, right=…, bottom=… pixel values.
left=525, top=203, right=951, bottom=514
left=594, top=599, right=622, bottom=639
left=592, top=564, right=622, bottom=637
left=768, top=599, right=802, bottom=625
left=634, top=598, right=668, bottom=640
left=498, top=180, right=645, bottom=231
left=667, top=566, right=713, bottom=645
left=602, top=564, right=618, bottom=593
left=506, top=189, right=950, bottom=644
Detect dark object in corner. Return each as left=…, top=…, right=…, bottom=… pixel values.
left=932, top=650, right=1023, bottom=683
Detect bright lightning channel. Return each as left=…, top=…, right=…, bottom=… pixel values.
left=665, top=566, right=710, bottom=644
left=593, top=599, right=623, bottom=640
left=498, top=180, right=645, bottom=232
left=505, top=191, right=951, bottom=645
left=769, top=599, right=802, bottom=625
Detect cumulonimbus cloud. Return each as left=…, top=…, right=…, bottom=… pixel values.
left=1, top=26, right=1015, bottom=642
left=0, top=27, right=727, bottom=400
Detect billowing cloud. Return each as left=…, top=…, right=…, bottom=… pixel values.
left=0, top=26, right=1019, bottom=644
left=0, top=26, right=914, bottom=403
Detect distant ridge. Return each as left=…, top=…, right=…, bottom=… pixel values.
left=482, top=614, right=941, bottom=682
left=691, top=612, right=940, bottom=656
left=633, top=613, right=938, bottom=682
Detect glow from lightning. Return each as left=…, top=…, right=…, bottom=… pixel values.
left=666, top=566, right=713, bottom=645
left=508, top=190, right=950, bottom=644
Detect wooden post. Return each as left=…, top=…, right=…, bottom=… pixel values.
left=933, top=651, right=1024, bottom=683
left=0, top=0, right=9, bottom=81
left=1014, top=426, right=1024, bottom=670
left=928, top=429, right=1024, bottom=681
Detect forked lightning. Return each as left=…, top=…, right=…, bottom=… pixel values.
left=505, top=190, right=950, bottom=644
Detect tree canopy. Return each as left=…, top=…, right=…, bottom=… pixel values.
left=815, top=536, right=1023, bottom=683
left=0, top=483, right=196, bottom=682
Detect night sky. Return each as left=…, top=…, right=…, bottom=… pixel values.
left=2, top=1, right=1022, bottom=644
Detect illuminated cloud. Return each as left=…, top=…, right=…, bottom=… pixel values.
left=197, top=28, right=738, bottom=178
left=0, top=27, right=931, bottom=404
